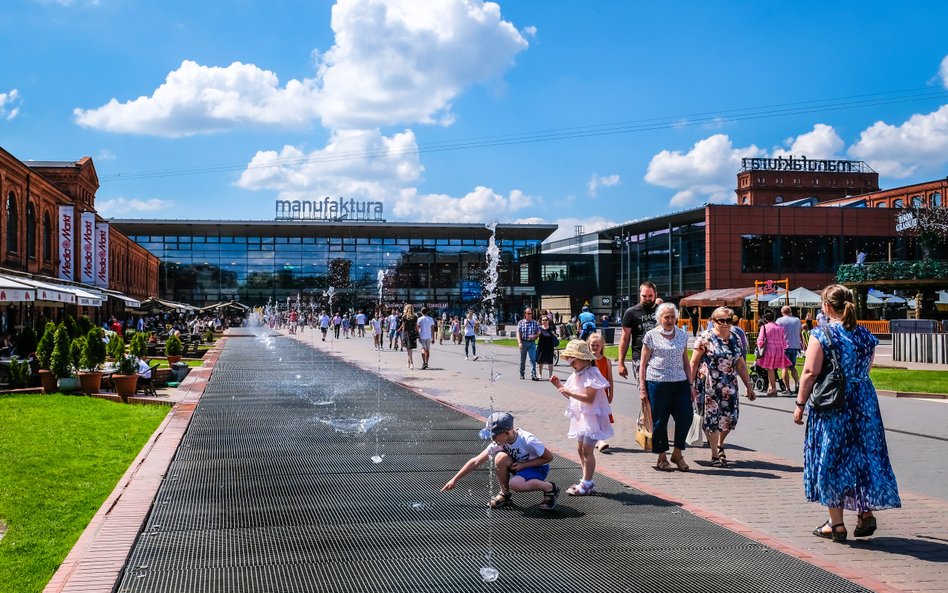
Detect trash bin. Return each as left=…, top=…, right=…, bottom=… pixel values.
left=601, top=327, right=616, bottom=344
left=170, top=362, right=190, bottom=383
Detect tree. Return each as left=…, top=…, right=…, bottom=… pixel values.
left=49, top=324, right=73, bottom=379
left=36, top=322, right=57, bottom=370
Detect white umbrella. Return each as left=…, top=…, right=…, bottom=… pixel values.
left=786, top=287, right=822, bottom=308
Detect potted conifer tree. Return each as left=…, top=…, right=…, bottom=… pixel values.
left=78, top=328, right=107, bottom=395
left=36, top=321, right=58, bottom=394
left=165, top=334, right=183, bottom=365
left=112, top=353, right=139, bottom=403
left=50, top=325, right=79, bottom=393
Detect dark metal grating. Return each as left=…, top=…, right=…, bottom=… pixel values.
left=115, top=330, right=871, bottom=592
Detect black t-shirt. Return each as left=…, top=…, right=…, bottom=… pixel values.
left=621, top=303, right=658, bottom=360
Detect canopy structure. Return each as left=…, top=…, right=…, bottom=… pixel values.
left=199, top=300, right=250, bottom=313
left=12, top=277, right=77, bottom=304
left=744, top=287, right=788, bottom=304
left=785, top=287, right=822, bottom=308
left=867, top=290, right=908, bottom=308
left=98, top=287, right=142, bottom=308
left=138, top=297, right=198, bottom=313
left=680, top=287, right=757, bottom=308
left=0, top=275, right=37, bottom=303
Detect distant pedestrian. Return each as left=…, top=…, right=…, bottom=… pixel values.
left=318, top=311, right=330, bottom=341
left=536, top=315, right=558, bottom=379
left=400, top=304, right=418, bottom=370
left=517, top=308, right=540, bottom=380
left=577, top=306, right=596, bottom=340
left=416, top=306, right=435, bottom=370
left=356, top=311, right=366, bottom=337
left=756, top=309, right=791, bottom=397
left=463, top=312, right=478, bottom=360
left=387, top=309, right=399, bottom=349
left=776, top=306, right=803, bottom=393
left=793, top=284, right=900, bottom=543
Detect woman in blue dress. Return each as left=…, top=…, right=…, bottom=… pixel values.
left=793, top=284, right=901, bottom=542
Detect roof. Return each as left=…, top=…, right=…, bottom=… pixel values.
left=679, top=287, right=758, bottom=308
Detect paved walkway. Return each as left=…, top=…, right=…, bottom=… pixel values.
left=291, top=329, right=948, bottom=593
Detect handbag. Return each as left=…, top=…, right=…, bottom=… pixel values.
left=809, top=328, right=846, bottom=411
left=635, top=400, right=653, bottom=450
left=686, top=403, right=704, bottom=447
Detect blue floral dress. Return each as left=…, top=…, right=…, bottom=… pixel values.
left=803, top=323, right=901, bottom=511
left=695, top=331, right=742, bottom=432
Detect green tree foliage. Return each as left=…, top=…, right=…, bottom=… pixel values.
left=165, top=334, right=183, bottom=357
left=128, top=331, right=149, bottom=359
left=70, top=336, right=85, bottom=373
left=107, top=335, right=125, bottom=360
left=49, top=325, right=73, bottom=379
left=36, top=322, right=57, bottom=370
left=77, top=315, right=92, bottom=338
left=81, top=328, right=107, bottom=371
left=63, top=314, right=78, bottom=340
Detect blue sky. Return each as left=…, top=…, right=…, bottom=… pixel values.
left=3, top=1, right=948, bottom=241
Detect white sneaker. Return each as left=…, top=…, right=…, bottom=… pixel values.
left=464, top=356, right=468, bottom=360
left=473, top=355, right=478, bottom=361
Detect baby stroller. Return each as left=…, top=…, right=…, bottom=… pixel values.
left=749, top=358, right=787, bottom=394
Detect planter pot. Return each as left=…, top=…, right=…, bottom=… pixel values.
left=166, top=355, right=182, bottom=365
left=78, top=371, right=103, bottom=395
left=112, top=374, right=138, bottom=403
left=38, top=370, right=58, bottom=394
left=57, top=377, right=81, bottom=393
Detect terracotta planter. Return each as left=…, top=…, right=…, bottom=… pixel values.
left=166, top=355, right=182, bottom=365
left=38, top=370, right=58, bottom=394
left=78, top=371, right=103, bottom=395
left=112, top=374, right=138, bottom=403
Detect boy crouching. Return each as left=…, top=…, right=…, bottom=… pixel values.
left=441, top=412, right=559, bottom=510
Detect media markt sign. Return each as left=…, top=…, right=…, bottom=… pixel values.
left=275, top=197, right=385, bottom=222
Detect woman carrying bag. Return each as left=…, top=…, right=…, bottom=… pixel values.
left=793, top=285, right=900, bottom=542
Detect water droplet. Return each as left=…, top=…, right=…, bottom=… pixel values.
left=410, top=501, right=426, bottom=510
left=371, top=455, right=384, bottom=464
left=295, top=374, right=301, bottom=379
left=479, top=566, right=500, bottom=583
left=478, top=428, right=492, bottom=440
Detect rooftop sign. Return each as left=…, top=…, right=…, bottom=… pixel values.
left=741, top=155, right=874, bottom=174
left=275, top=197, right=385, bottom=222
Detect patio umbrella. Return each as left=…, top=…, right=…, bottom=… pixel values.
left=786, top=287, right=822, bottom=308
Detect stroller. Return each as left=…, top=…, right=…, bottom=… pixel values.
left=749, top=359, right=788, bottom=394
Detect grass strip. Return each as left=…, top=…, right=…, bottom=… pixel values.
left=0, top=394, right=169, bottom=593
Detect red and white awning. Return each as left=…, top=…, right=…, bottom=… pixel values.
left=0, top=275, right=37, bottom=303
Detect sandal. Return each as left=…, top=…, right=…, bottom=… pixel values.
left=812, top=520, right=847, bottom=543
left=710, top=456, right=722, bottom=468
left=596, top=442, right=610, bottom=453
left=670, top=456, right=690, bottom=472
left=539, top=483, right=559, bottom=510
left=854, top=514, right=877, bottom=538
left=489, top=492, right=512, bottom=508
left=566, top=481, right=595, bottom=496
left=655, top=459, right=674, bottom=472
left=718, top=452, right=728, bottom=468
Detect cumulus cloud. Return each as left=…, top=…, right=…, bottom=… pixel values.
left=0, top=89, right=21, bottom=121
left=644, top=134, right=765, bottom=208
left=236, top=128, right=423, bottom=199
left=392, top=186, right=534, bottom=222
left=586, top=173, right=620, bottom=197
left=97, top=197, right=172, bottom=217
left=74, top=60, right=320, bottom=137
left=74, top=0, right=528, bottom=136
left=773, top=123, right=844, bottom=159
left=848, top=104, right=948, bottom=178
left=940, top=54, right=948, bottom=88
left=539, top=217, right=620, bottom=243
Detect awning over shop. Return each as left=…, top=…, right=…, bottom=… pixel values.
left=139, top=297, right=197, bottom=313
left=99, top=288, right=142, bottom=308
left=12, top=277, right=77, bottom=304
left=68, top=287, right=104, bottom=307
left=679, top=287, right=757, bottom=308
left=199, top=300, right=250, bottom=313
left=0, top=275, right=37, bottom=303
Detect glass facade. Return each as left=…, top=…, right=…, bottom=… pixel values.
left=612, top=219, right=707, bottom=304
left=741, top=235, right=944, bottom=274
left=122, top=222, right=551, bottom=318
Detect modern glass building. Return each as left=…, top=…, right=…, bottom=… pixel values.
left=112, top=219, right=556, bottom=318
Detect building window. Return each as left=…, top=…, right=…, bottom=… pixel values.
left=26, top=203, right=36, bottom=259
left=933, top=192, right=942, bottom=208
left=875, top=201, right=887, bottom=208
left=6, top=192, right=17, bottom=254
left=42, top=212, right=52, bottom=262
left=911, top=195, right=923, bottom=208
left=893, top=198, right=904, bottom=208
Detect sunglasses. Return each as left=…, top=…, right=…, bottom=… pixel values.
left=713, top=318, right=733, bottom=325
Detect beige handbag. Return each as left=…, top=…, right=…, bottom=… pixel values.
left=635, top=399, right=653, bottom=450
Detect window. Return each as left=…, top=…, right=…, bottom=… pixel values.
left=26, top=203, right=36, bottom=258
left=42, top=212, right=52, bottom=261
left=875, top=201, right=887, bottom=208
left=893, top=198, right=904, bottom=208
left=911, top=195, right=923, bottom=208
left=6, top=192, right=17, bottom=254
left=933, top=192, right=942, bottom=208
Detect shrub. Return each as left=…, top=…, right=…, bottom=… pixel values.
left=49, top=325, right=73, bottom=379
left=107, top=335, right=125, bottom=360
left=205, top=327, right=215, bottom=344
left=70, top=336, right=85, bottom=373
left=8, top=358, right=30, bottom=388
left=117, top=353, right=138, bottom=376
left=165, top=334, right=183, bottom=357
left=81, top=328, right=107, bottom=371
left=63, top=314, right=78, bottom=340
left=77, top=315, right=92, bottom=339
left=36, top=322, right=57, bottom=370
left=15, top=326, right=37, bottom=358
left=128, top=331, right=149, bottom=359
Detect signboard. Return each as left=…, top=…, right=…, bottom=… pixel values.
left=741, top=156, right=872, bottom=174
left=95, top=223, right=110, bottom=288
left=79, top=211, right=96, bottom=284
left=275, top=197, right=384, bottom=222
left=58, top=205, right=75, bottom=281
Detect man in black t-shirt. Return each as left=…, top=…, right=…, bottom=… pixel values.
left=618, top=281, right=660, bottom=383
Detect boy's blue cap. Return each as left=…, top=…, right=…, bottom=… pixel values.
left=488, top=412, right=514, bottom=435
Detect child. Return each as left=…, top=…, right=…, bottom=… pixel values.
left=441, top=412, right=559, bottom=510
left=586, top=333, right=615, bottom=453
left=550, top=340, right=612, bottom=496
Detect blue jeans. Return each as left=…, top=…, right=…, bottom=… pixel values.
left=465, top=335, right=476, bottom=357
left=646, top=380, right=693, bottom=453
left=519, top=341, right=537, bottom=378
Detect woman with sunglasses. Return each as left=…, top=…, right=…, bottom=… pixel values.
left=690, top=307, right=756, bottom=467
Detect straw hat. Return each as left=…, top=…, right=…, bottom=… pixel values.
left=561, top=339, right=596, bottom=361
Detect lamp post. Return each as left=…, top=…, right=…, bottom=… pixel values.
left=613, top=235, right=624, bottom=316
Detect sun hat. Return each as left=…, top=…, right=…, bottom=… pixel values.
left=488, top=412, right=515, bottom=435
left=561, top=339, right=596, bottom=361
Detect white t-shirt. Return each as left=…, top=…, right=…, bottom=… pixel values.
left=484, top=428, right=545, bottom=463
left=356, top=313, right=366, bottom=325
left=319, top=314, right=330, bottom=328
left=642, top=327, right=689, bottom=382
left=417, top=315, right=435, bottom=340
left=464, top=317, right=477, bottom=337
left=371, top=318, right=382, bottom=333
left=387, top=314, right=398, bottom=331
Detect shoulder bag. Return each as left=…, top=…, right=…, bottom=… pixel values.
left=809, top=327, right=846, bottom=411
left=635, top=399, right=653, bottom=450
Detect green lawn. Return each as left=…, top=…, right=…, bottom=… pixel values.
left=0, top=394, right=169, bottom=593
left=483, top=338, right=948, bottom=395
left=152, top=358, right=204, bottom=368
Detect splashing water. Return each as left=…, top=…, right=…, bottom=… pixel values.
left=481, top=219, right=501, bottom=582
left=373, top=269, right=387, bottom=464
left=479, top=565, right=500, bottom=583
left=321, top=415, right=384, bottom=435
left=371, top=454, right=384, bottom=464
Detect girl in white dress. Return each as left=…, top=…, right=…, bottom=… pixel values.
left=550, top=339, right=613, bottom=496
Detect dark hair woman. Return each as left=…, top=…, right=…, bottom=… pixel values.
left=792, top=284, right=900, bottom=542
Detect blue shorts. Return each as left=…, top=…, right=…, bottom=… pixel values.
left=785, top=348, right=800, bottom=366
left=514, top=464, right=550, bottom=482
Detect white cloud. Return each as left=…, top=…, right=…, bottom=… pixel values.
left=940, top=54, right=948, bottom=88
left=848, top=104, right=948, bottom=178
left=96, top=149, right=116, bottom=161
left=539, top=217, right=620, bottom=243
left=74, top=0, right=528, bottom=136
left=586, top=173, right=620, bottom=197
left=74, top=60, right=320, bottom=137
left=644, top=134, right=764, bottom=208
left=392, top=186, right=534, bottom=222
left=0, top=89, right=21, bottom=121
left=97, top=197, right=171, bottom=217
left=773, top=123, right=843, bottom=159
